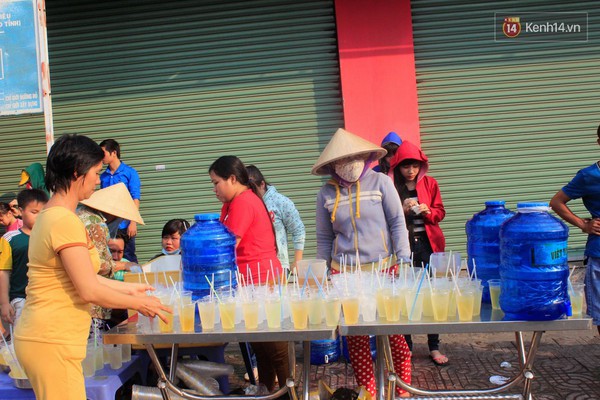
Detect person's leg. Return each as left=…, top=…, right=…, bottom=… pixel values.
left=270, top=341, right=290, bottom=389
left=428, top=334, right=448, bottom=365
left=252, top=341, right=289, bottom=391
left=14, top=340, right=86, bottom=400
left=404, top=334, right=413, bottom=352
left=347, top=335, right=376, bottom=396
left=389, top=334, right=412, bottom=397
left=584, top=256, right=600, bottom=335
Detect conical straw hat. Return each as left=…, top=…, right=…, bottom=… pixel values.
left=311, top=128, right=387, bottom=176
left=80, top=182, right=144, bottom=224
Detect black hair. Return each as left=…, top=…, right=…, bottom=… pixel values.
left=113, top=230, right=129, bottom=245
left=99, top=139, right=121, bottom=159
left=0, top=202, right=10, bottom=215
left=209, top=156, right=278, bottom=250
left=45, top=134, right=105, bottom=194
left=246, top=165, right=270, bottom=188
left=209, top=156, right=261, bottom=197
left=162, top=219, right=191, bottom=237
left=378, top=143, right=400, bottom=175
left=17, top=189, right=49, bottom=209
left=393, top=158, right=421, bottom=188
left=597, top=124, right=600, bottom=139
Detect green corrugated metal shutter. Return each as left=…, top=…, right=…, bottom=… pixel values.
left=0, top=0, right=342, bottom=262
left=410, top=0, right=600, bottom=257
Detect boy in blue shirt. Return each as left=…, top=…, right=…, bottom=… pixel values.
left=0, top=189, right=49, bottom=326
left=550, top=124, right=600, bottom=335
left=99, top=139, right=141, bottom=262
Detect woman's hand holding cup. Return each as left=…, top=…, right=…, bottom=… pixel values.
left=137, top=295, right=172, bottom=324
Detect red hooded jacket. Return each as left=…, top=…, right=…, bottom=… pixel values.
left=387, top=141, right=446, bottom=253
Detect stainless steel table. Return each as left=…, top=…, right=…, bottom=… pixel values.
left=339, top=305, right=592, bottom=400
left=104, top=320, right=336, bottom=400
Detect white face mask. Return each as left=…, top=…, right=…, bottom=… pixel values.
left=162, top=248, right=181, bottom=256
left=334, top=159, right=365, bottom=182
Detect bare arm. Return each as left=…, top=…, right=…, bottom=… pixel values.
left=61, top=245, right=171, bottom=321
left=127, top=199, right=140, bottom=238
left=550, top=190, right=600, bottom=235
left=0, top=271, right=14, bottom=324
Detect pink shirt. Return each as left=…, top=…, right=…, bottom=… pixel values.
left=7, top=219, right=23, bottom=232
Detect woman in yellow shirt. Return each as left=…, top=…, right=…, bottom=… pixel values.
left=14, top=134, right=171, bottom=400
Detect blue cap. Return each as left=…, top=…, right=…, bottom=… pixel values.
left=195, top=213, right=221, bottom=221
left=381, top=131, right=402, bottom=147
left=485, top=200, right=506, bottom=206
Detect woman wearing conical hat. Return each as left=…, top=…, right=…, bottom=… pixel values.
left=313, top=128, right=412, bottom=397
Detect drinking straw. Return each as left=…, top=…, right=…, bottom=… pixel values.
left=211, top=273, right=215, bottom=302
left=409, top=266, right=427, bottom=321
left=258, top=262, right=261, bottom=287
left=163, top=271, right=169, bottom=288
left=277, top=268, right=282, bottom=299
left=142, top=270, right=151, bottom=286
left=343, top=262, right=349, bottom=296
left=445, top=250, right=453, bottom=278
left=310, top=269, right=325, bottom=297
left=229, top=270, right=233, bottom=298
left=301, top=264, right=312, bottom=298
left=266, top=269, right=271, bottom=289
left=568, top=265, right=577, bottom=281
left=169, top=277, right=180, bottom=295
left=270, top=260, right=276, bottom=286
left=204, top=276, right=223, bottom=304
left=471, top=259, right=478, bottom=281
left=425, top=264, right=433, bottom=292
left=448, top=264, right=461, bottom=297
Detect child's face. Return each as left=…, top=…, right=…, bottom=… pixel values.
left=162, top=232, right=182, bottom=253
left=400, top=162, right=421, bottom=182
left=20, top=201, right=45, bottom=230
left=108, top=238, right=125, bottom=261
left=0, top=211, right=15, bottom=226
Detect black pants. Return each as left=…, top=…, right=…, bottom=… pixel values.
left=405, top=235, right=440, bottom=352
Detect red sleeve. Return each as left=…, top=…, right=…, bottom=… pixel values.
left=222, top=194, right=254, bottom=239
left=419, top=177, right=446, bottom=225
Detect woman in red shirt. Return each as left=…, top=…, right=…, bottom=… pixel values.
left=209, top=155, right=287, bottom=392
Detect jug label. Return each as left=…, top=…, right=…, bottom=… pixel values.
left=531, top=241, right=568, bottom=266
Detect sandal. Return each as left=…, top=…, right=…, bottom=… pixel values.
left=429, top=350, right=449, bottom=366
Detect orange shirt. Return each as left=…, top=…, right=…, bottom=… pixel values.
left=15, top=207, right=100, bottom=346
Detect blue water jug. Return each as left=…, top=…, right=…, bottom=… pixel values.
left=310, top=334, right=341, bottom=365
left=180, top=213, right=237, bottom=301
left=465, top=201, right=515, bottom=303
left=499, top=202, right=570, bottom=320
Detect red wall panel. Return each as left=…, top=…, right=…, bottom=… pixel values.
left=334, top=0, right=421, bottom=146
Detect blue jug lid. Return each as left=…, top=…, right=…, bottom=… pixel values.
left=517, top=202, right=549, bottom=208
left=485, top=200, right=506, bottom=206
left=194, top=213, right=221, bottom=221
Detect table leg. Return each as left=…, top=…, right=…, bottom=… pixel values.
left=169, top=343, right=180, bottom=382
left=375, top=336, right=393, bottom=400
left=145, top=344, right=172, bottom=400
left=373, top=331, right=544, bottom=399
left=302, top=341, right=311, bottom=400
left=144, top=341, right=299, bottom=400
